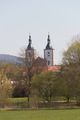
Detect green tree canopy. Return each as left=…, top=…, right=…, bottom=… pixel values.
left=62, top=41, right=80, bottom=66
left=61, top=34, right=80, bottom=103
left=32, top=71, right=61, bottom=102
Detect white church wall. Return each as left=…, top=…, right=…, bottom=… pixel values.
left=44, top=49, right=55, bottom=66
left=53, top=50, right=55, bottom=65
left=44, top=50, right=52, bottom=59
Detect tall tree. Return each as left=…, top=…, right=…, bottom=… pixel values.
left=17, top=46, right=46, bottom=102
left=61, top=69, right=75, bottom=102
left=62, top=34, right=80, bottom=103
left=0, top=71, right=12, bottom=107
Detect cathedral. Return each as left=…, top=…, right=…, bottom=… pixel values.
left=25, top=34, right=55, bottom=67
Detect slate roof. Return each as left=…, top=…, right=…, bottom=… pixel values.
left=45, top=35, right=53, bottom=49
left=27, top=35, right=34, bottom=50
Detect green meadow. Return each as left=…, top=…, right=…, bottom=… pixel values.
left=0, top=109, right=80, bottom=120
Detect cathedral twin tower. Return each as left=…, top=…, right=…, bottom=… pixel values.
left=26, top=34, right=55, bottom=66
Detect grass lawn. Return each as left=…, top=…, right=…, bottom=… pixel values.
left=10, top=96, right=76, bottom=103
left=10, top=97, right=28, bottom=103
left=0, top=109, right=80, bottom=120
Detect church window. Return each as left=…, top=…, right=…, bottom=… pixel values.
left=48, top=61, right=50, bottom=65
left=48, top=52, right=50, bottom=56
left=29, top=52, right=31, bottom=57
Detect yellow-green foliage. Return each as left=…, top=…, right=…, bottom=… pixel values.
left=0, top=73, right=12, bottom=107
left=63, top=41, right=80, bottom=65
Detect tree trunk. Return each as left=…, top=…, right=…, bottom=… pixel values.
left=50, top=96, right=51, bottom=101
left=28, top=78, right=31, bottom=103
left=28, top=95, right=29, bottom=102
left=67, top=96, right=69, bottom=103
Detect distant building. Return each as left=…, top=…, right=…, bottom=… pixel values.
left=25, top=34, right=60, bottom=72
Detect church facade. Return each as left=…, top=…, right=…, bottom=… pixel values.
left=25, top=34, right=55, bottom=67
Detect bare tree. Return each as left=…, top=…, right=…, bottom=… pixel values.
left=17, top=46, right=46, bottom=103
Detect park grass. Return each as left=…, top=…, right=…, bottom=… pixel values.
left=7, top=97, right=78, bottom=109
left=10, top=97, right=28, bottom=103
left=10, top=96, right=76, bottom=103
left=9, top=97, right=28, bottom=108
left=0, top=109, right=80, bottom=120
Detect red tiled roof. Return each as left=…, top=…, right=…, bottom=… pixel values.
left=45, top=66, right=60, bottom=72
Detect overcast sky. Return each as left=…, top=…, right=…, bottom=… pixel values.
left=0, top=0, right=80, bottom=64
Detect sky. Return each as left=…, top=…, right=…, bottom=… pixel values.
left=0, top=0, right=80, bottom=64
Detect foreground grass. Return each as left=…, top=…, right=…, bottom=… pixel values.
left=0, top=109, right=80, bottom=120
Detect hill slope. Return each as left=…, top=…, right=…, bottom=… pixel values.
left=0, top=54, right=20, bottom=64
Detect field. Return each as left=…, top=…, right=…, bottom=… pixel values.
left=9, top=97, right=78, bottom=108
left=10, top=97, right=28, bottom=103
left=0, top=109, right=80, bottom=120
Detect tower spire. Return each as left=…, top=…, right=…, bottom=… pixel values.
left=29, top=34, right=31, bottom=44
left=45, top=34, right=52, bottom=49
left=48, top=33, right=50, bottom=44
left=27, top=34, right=34, bottom=50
